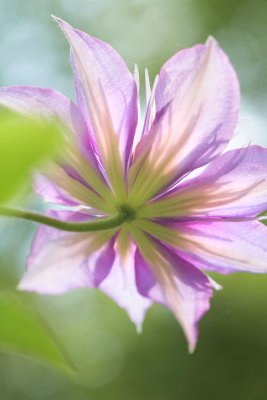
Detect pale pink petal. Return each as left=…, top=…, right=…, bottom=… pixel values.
left=0, top=86, right=78, bottom=130
left=0, top=85, right=113, bottom=211
left=18, top=210, right=116, bottom=294
left=34, top=163, right=111, bottom=213
left=33, top=173, right=79, bottom=207
left=176, top=145, right=267, bottom=218
left=130, top=38, right=240, bottom=201
left=100, top=241, right=152, bottom=331
left=144, top=146, right=267, bottom=220
left=155, top=37, right=239, bottom=173
left=56, top=17, right=138, bottom=170
left=33, top=161, right=110, bottom=212
left=135, top=242, right=212, bottom=352
left=0, top=84, right=111, bottom=207
left=172, top=220, right=267, bottom=274
left=0, top=85, right=98, bottom=165
left=19, top=209, right=150, bottom=329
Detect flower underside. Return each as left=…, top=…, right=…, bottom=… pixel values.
left=1, top=16, right=267, bottom=353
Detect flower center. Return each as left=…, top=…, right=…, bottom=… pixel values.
left=117, top=204, right=136, bottom=222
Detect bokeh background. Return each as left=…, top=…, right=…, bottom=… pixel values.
left=1, top=0, right=267, bottom=399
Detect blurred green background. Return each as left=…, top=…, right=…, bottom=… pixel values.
left=1, top=0, right=267, bottom=399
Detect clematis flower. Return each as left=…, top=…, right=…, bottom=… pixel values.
left=1, top=17, right=267, bottom=352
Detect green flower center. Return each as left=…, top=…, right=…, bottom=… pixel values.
left=117, top=204, right=136, bottom=222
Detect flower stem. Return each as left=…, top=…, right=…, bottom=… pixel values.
left=0, top=206, right=133, bottom=232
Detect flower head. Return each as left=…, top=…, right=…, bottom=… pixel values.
left=1, top=17, right=267, bottom=352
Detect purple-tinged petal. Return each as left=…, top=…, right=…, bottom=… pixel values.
left=155, top=37, right=239, bottom=173
left=0, top=86, right=77, bottom=130
left=129, top=38, right=240, bottom=203
left=0, top=85, right=98, bottom=166
left=34, top=172, right=104, bottom=214
left=0, top=85, right=113, bottom=205
left=19, top=210, right=150, bottom=329
left=171, top=220, right=267, bottom=274
left=144, top=146, right=267, bottom=219
left=135, top=240, right=212, bottom=352
left=178, top=145, right=267, bottom=218
left=99, top=240, right=152, bottom=331
left=33, top=173, right=78, bottom=207
left=18, top=209, right=116, bottom=294
left=34, top=161, right=112, bottom=213
left=135, top=249, right=166, bottom=306
left=55, top=17, right=138, bottom=171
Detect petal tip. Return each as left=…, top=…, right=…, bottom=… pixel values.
left=188, top=341, right=196, bottom=354
left=51, top=15, right=66, bottom=30
left=51, top=14, right=60, bottom=22
left=207, top=275, right=223, bottom=291
left=184, top=325, right=198, bottom=354
left=205, top=35, right=217, bottom=47
left=16, top=278, right=28, bottom=292
left=136, top=322, right=143, bottom=334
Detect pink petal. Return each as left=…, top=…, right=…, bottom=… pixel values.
left=99, top=241, right=152, bottom=331
left=33, top=173, right=79, bottom=207
left=0, top=86, right=76, bottom=128
left=131, top=38, right=240, bottom=200
left=0, top=85, right=115, bottom=209
left=19, top=210, right=150, bottom=329
left=156, top=37, right=239, bottom=173
left=146, top=146, right=267, bottom=219
left=55, top=17, right=138, bottom=170
left=172, top=220, right=267, bottom=274
left=0, top=85, right=98, bottom=167
left=135, top=242, right=212, bottom=352
left=18, top=209, right=116, bottom=294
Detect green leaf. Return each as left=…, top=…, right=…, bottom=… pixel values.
left=0, top=291, right=76, bottom=373
left=0, top=110, right=63, bottom=203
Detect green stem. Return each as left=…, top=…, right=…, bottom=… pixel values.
left=0, top=205, right=134, bottom=232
